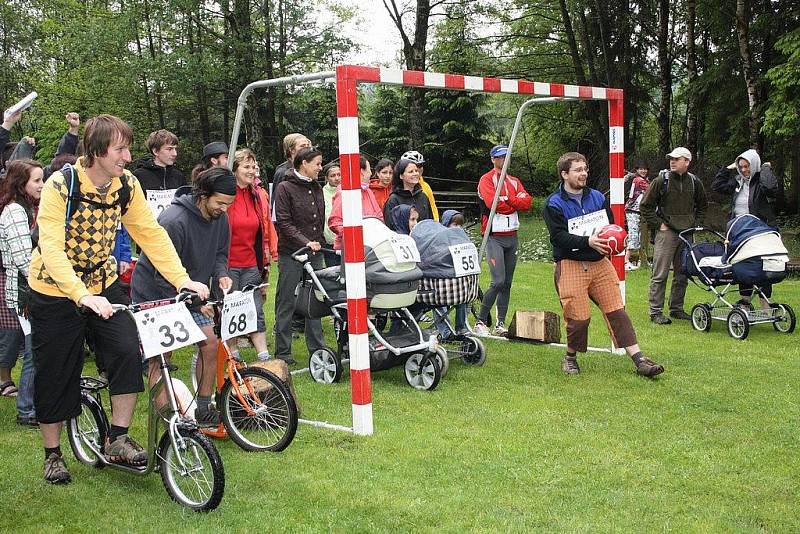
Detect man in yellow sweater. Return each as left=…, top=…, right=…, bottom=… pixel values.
left=401, top=150, right=439, bottom=221
left=30, top=115, right=209, bottom=484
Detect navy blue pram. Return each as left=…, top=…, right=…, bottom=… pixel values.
left=679, top=215, right=795, bottom=340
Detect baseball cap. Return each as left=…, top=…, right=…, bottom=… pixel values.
left=203, top=141, right=228, bottom=159
left=666, top=147, right=692, bottom=161
left=490, top=145, right=508, bottom=158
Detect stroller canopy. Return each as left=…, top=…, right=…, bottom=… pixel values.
left=411, top=219, right=480, bottom=279
left=362, top=217, right=422, bottom=284
left=724, top=214, right=788, bottom=265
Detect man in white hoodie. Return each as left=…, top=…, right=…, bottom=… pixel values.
left=712, top=149, right=779, bottom=309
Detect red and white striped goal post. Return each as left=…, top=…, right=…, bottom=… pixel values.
left=335, top=65, right=625, bottom=435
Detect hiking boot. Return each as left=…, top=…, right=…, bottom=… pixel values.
left=650, top=314, right=672, bottom=325
left=493, top=323, right=509, bottom=336
left=633, top=355, right=664, bottom=377
left=669, top=310, right=691, bottom=321
left=195, top=406, right=221, bottom=427
left=44, top=453, right=71, bottom=484
left=561, top=354, right=580, bottom=375
left=472, top=321, right=490, bottom=337
left=104, top=434, right=147, bottom=466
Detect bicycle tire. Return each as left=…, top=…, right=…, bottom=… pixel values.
left=219, top=367, right=298, bottom=452
left=158, top=426, right=224, bottom=512
left=67, top=392, right=108, bottom=468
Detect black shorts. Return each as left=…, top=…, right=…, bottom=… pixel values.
left=30, top=281, right=144, bottom=424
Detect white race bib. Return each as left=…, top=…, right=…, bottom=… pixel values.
left=146, top=189, right=176, bottom=219
left=220, top=290, right=259, bottom=342
left=567, top=210, right=610, bottom=237
left=133, top=302, right=206, bottom=359
left=389, top=234, right=420, bottom=263
left=449, top=242, right=480, bottom=277
left=491, top=212, right=520, bottom=233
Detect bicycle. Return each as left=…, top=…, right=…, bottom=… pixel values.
left=188, top=284, right=298, bottom=452
left=67, top=292, right=225, bottom=512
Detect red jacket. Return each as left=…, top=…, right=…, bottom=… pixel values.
left=478, top=169, right=532, bottom=236
left=369, top=179, right=392, bottom=209
left=231, top=185, right=277, bottom=271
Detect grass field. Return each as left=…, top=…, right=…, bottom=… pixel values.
left=1, top=224, right=799, bottom=532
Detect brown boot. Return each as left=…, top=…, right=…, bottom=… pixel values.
left=632, top=353, right=664, bottom=377
left=561, top=354, right=580, bottom=375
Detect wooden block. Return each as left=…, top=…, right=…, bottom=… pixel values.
left=248, top=360, right=301, bottom=416
left=509, top=310, right=561, bottom=343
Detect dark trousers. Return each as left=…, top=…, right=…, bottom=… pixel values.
left=30, top=282, right=143, bottom=424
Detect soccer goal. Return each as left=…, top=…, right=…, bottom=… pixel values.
left=228, top=65, right=626, bottom=436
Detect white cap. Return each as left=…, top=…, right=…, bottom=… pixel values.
left=666, top=147, right=692, bottom=161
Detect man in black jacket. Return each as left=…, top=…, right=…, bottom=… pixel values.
left=132, top=129, right=185, bottom=218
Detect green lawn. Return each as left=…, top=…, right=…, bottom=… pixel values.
left=1, top=250, right=799, bottom=531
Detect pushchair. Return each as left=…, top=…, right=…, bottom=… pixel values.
left=403, top=219, right=487, bottom=375
left=294, top=217, right=446, bottom=391
left=680, top=214, right=795, bottom=340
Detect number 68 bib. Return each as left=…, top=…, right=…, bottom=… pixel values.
left=220, top=290, right=259, bottom=342
left=133, top=303, right=206, bottom=359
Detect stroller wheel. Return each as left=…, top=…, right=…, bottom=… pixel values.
left=308, top=348, right=342, bottom=384
left=404, top=353, right=441, bottom=391
left=460, top=336, right=487, bottom=366
left=771, top=303, right=796, bottom=334
left=726, top=308, right=750, bottom=340
left=690, top=304, right=712, bottom=333
left=434, top=346, right=449, bottom=378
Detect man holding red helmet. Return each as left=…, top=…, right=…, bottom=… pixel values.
left=543, top=152, right=664, bottom=377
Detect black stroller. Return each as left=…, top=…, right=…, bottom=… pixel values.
left=680, top=214, right=795, bottom=340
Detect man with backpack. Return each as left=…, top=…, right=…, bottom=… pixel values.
left=640, top=147, right=708, bottom=324
left=28, top=114, right=209, bottom=484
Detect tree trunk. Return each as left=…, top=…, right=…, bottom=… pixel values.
left=657, top=0, right=671, bottom=156
left=735, top=0, right=760, bottom=150
left=142, top=0, right=165, bottom=128
left=685, top=0, right=698, bottom=157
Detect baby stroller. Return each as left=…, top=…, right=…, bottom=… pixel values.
left=404, top=220, right=487, bottom=375
left=681, top=214, right=795, bottom=340
left=294, top=217, right=445, bottom=391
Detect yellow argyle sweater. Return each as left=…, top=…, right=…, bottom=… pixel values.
left=29, top=157, right=190, bottom=304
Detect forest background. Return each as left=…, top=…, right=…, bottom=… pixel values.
left=1, top=0, right=799, bottom=215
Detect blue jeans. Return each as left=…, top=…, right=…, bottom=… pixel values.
left=17, top=335, right=35, bottom=418
left=434, top=304, right=468, bottom=338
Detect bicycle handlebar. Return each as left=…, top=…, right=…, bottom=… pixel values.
left=202, top=283, right=269, bottom=308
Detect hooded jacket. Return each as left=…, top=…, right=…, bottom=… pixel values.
left=390, top=204, right=414, bottom=235
left=131, top=185, right=230, bottom=303
left=132, top=157, right=185, bottom=195
left=328, top=183, right=383, bottom=250
left=711, top=149, right=778, bottom=227
left=383, top=184, right=433, bottom=230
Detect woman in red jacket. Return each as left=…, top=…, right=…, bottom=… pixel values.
left=474, top=145, right=532, bottom=336
left=226, top=148, right=278, bottom=361
left=328, top=157, right=383, bottom=250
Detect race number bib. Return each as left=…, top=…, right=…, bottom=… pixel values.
left=389, top=235, right=420, bottom=263
left=220, top=290, right=259, bottom=342
left=133, top=302, right=206, bottom=359
left=449, top=242, right=480, bottom=277
left=491, top=212, right=520, bottom=233
left=567, top=210, right=610, bottom=237
left=146, top=189, right=176, bottom=219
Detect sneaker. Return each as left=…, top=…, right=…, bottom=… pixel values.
left=44, top=453, right=71, bottom=484
left=257, top=351, right=271, bottom=361
left=195, top=406, right=221, bottom=427
left=633, top=355, right=665, bottom=377
left=16, top=415, right=38, bottom=428
left=650, top=314, right=672, bottom=325
left=104, top=434, right=148, bottom=466
left=472, top=321, right=490, bottom=337
left=669, top=310, right=691, bottom=321
left=493, top=323, right=509, bottom=336
left=561, top=354, right=580, bottom=375
left=454, top=327, right=471, bottom=337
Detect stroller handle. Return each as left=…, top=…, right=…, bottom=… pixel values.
left=677, top=226, right=726, bottom=246
left=291, top=245, right=337, bottom=263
